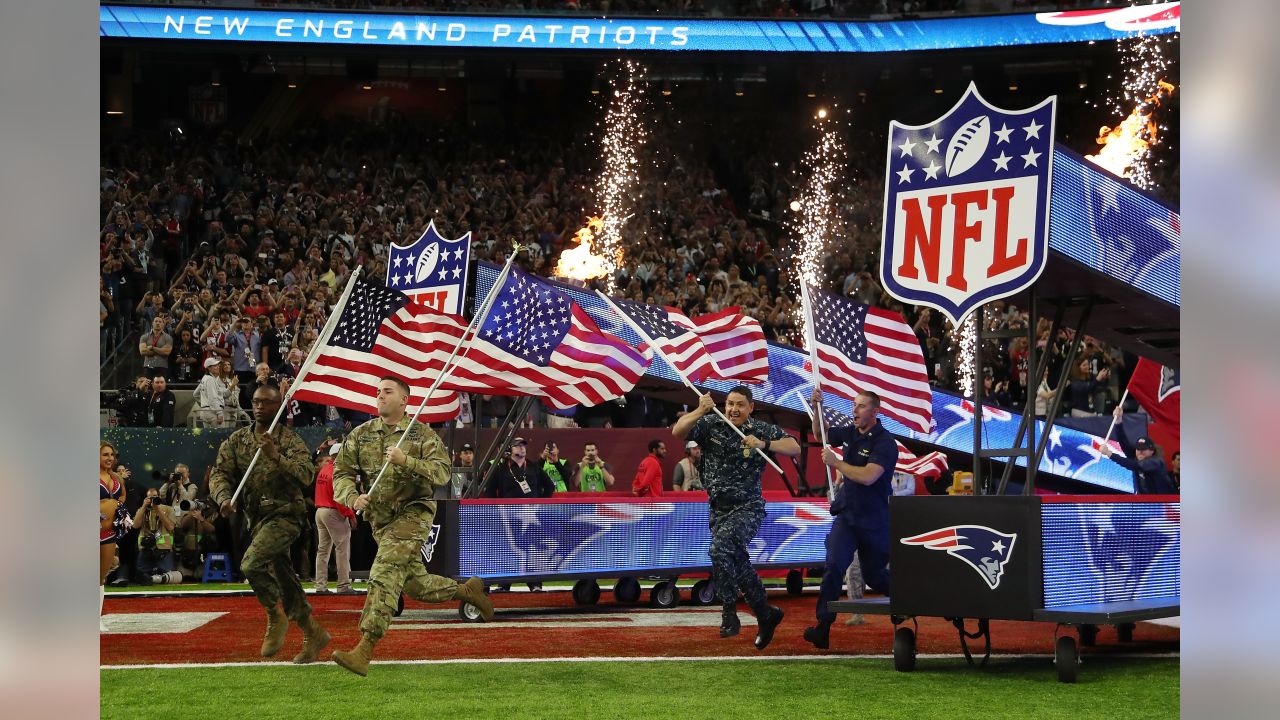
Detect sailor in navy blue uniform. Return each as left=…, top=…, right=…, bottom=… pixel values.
left=804, top=388, right=898, bottom=649
left=673, top=386, right=801, bottom=650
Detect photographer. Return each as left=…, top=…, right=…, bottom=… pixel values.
left=159, top=465, right=198, bottom=513
left=114, top=375, right=151, bottom=427
left=173, top=499, right=217, bottom=581
left=131, top=488, right=177, bottom=582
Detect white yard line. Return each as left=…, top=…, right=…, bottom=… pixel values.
left=102, top=651, right=1180, bottom=671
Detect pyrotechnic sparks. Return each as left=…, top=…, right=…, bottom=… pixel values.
left=594, top=60, right=648, bottom=292
left=790, top=107, right=848, bottom=342
left=957, top=314, right=978, bottom=399
left=1086, top=32, right=1177, bottom=188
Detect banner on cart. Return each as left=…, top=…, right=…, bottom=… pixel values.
left=1041, top=500, right=1180, bottom=608
left=457, top=499, right=832, bottom=579
left=891, top=496, right=1043, bottom=621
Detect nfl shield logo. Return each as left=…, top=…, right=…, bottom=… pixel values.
left=387, top=220, right=472, bottom=315
left=880, top=83, right=1056, bottom=326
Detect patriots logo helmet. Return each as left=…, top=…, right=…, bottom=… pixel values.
left=900, top=525, right=1017, bottom=589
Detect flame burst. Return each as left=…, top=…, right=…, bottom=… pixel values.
left=1085, top=32, right=1177, bottom=188
left=554, top=217, right=612, bottom=280
left=1086, top=78, right=1176, bottom=181
left=790, top=108, right=848, bottom=342
left=593, top=60, right=648, bottom=292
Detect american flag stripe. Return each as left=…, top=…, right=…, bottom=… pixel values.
left=669, top=306, right=769, bottom=382
left=895, top=440, right=949, bottom=478
left=290, top=371, right=461, bottom=421
left=809, top=286, right=934, bottom=434
left=315, top=309, right=647, bottom=409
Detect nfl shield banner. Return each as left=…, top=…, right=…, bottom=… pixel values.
left=880, top=83, right=1056, bottom=326
left=387, top=220, right=472, bottom=315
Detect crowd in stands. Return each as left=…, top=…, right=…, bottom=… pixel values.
left=101, top=37, right=1180, bottom=428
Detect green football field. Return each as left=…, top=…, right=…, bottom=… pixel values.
left=101, top=657, right=1179, bottom=719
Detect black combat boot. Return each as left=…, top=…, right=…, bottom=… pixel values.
left=753, top=603, right=785, bottom=650
left=719, top=604, right=741, bottom=638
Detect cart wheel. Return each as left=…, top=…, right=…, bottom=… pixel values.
left=893, top=627, right=917, bottom=672
left=691, top=579, right=716, bottom=606
left=650, top=581, right=680, bottom=609
left=572, top=579, right=601, bottom=606
left=393, top=593, right=405, bottom=617
left=1116, top=622, right=1135, bottom=643
left=786, top=569, right=805, bottom=596
left=1078, top=624, right=1099, bottom=647
left=1055, top=636, right=1079, bottom=683
left=458, top=601, right=484, bottom=622
left=614, top=577, right=641, bottom=603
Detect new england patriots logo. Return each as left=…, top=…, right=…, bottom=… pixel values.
left=1158, top=366, right=1180, bottom=402
left=901, top=525, right=1017, bottom=589
left=419, top=524, right=441, bottom=564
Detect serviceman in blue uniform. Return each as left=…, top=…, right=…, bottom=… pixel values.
left=673, top=386, right=800, bottom=650
left=1101, top=406, right=1178, bottom=495
left=804, top=388, right=898, bottom=649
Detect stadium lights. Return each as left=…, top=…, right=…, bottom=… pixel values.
left=734, top=80, right=745, bottom=97
left=105, top=110, right=124, bottom=116
left=661, top=81, right=672, bottom=96
left=933, top=88, right=943, bottom=94
left=1008, top=84, right=1019, bottom=91
left=362, top=84, right=372, bottom=90
left=210, top=69, right=221, bottom=87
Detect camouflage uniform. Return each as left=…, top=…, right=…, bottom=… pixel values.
left=687, top=414, right=787, bottom=613
left=332, top=416, right=458, bottom=641
left=209, top=425, right=315, bottom=622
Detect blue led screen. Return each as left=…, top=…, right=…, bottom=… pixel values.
left=476, top=262, right=1137, bottom=493
left=1041, top=501, right=1180, bottom=608
left=457, top=499, right=831, bottom=579
left=1050, top=149, right=1180, bottom=307
left=100, top=4, right=1176, bottom=53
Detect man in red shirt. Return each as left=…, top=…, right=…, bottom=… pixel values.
left=314, top=442, right=356, bottom=594
left=632, top=439, right=667, bottom=497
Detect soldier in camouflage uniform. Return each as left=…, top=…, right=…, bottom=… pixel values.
left=330, top=376, right=494, bottom=677
left=673, top=386, right=800, bottom=650
left=209, top=382, right=331, bottom=664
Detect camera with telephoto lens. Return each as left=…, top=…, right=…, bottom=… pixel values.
left=139, top=532, right=158, bottom=551
left=178, top=499, right=207, bottom=514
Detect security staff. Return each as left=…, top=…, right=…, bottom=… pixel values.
left=803, top=388, right=898, bottom=649
left=673, top=386, right=800, bottom=650
left=330, top=376, right=493, bottom=677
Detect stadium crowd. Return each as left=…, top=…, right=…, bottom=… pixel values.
left=102, top=87, right=1150, bottom=430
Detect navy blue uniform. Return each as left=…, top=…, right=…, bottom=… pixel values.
left=1109, top=427, right=1177, bottom=495
left=816, top=421, right=898, bottom=625
left=688, top=414, right=787, bottom=613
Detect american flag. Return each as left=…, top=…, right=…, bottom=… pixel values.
left=461, top=268, right=651, bottom=407
left=289, top=280, right=460, bottom=422
left=293, top=273, right=650, bottom=413
left=667, top=305, right=769, bottom=383
left=816, top=404, right=947, bottom=478
left=612, top=299, right=717, bottom=384
left=805, top=285, right=933, bottom=434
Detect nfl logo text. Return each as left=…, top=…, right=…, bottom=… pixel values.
left=881, top=83, right=1056, bottom=325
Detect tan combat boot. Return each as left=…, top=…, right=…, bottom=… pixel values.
left=454, top=577, right=495, bottom=622
left=332, top=634, right=377, bottom=677
left=260, top=606, right=289, bottom=657
left=291, top=615, right=332, bottom=664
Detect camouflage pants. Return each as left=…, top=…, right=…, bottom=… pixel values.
left=709, top=503, right=767, bottom=613
left=242, top=516, right=311, bottom=622
left=360, top=505, right=459, bottom=640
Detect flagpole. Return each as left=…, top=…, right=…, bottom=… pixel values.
left=794, top=388, right=838, bottom=501
left=363, top=247, right=522, bottom=499
left=1103, top=388, right=1130, bottom=444
left=229, top=266, right=364, bottom=506
left=799, top=282, right=828, bottom=447
left=594, top=289, right=786, bottom=476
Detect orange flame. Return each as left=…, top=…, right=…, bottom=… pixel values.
left=554, top=217, right=611, bottom=280
left=1085, top=79, right=1176, bottom=180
